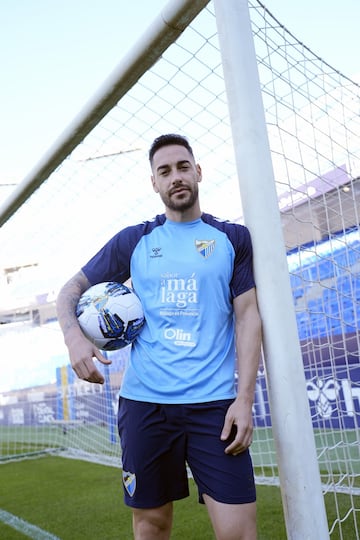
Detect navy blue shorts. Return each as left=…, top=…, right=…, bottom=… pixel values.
left=117, top=397, right=256, bottom=509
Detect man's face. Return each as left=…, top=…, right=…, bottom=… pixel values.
left=151, top=144, right=202, bottom=213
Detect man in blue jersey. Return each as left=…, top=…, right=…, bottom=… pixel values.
left=56, top=134, right=262, bottom=540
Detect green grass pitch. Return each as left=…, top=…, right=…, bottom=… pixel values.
left=0, top=456, right=359, bottom=539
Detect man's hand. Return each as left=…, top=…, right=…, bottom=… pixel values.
left=56, top=271, right=112, bottom=384
left=220, top=398, right=253, bottom=455
left=67, top=330, right=111, bottom=384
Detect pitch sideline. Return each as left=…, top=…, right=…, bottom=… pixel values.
left=0, top=508, right=61, bottom=540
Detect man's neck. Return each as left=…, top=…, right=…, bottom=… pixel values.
left=165, top=205, right=202, bottom=223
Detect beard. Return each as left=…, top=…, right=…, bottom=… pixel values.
left=160, top=183, right=199, bottom=212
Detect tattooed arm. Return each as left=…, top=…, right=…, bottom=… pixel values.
left=56, top=270, right=111, bottom=384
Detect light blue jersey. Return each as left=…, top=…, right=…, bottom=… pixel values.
left=82, top=213, right=255, bottom=403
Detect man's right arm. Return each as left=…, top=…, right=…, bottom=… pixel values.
left=56, top=270, right=111, bottom=384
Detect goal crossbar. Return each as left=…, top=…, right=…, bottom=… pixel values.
left=0, top=0, right=210, bottom=227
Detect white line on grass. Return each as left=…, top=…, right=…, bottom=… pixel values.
left=0, top=508, right=61, bottom=540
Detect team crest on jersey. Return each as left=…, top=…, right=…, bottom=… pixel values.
left=195, top=239, right=215, bottom=258
left=123, top=471, right=136, bottom=497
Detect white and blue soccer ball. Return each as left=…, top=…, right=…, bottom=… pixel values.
left=76, top=281, right=145, bottom=351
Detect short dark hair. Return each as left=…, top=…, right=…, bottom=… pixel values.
left=148, top=134, right=194, bottom=164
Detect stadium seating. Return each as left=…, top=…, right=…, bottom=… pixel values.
left=291, top=238, right=360, bottom=341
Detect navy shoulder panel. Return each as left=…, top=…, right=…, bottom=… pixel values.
left=82, top=214, right=166, bottom=285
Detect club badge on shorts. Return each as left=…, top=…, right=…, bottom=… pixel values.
left=123, top=471, right=136, bottom=497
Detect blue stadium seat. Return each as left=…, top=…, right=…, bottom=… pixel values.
left=290, top=238, right=360, bottom=340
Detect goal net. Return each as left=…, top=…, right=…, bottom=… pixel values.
left=0, top=0, right=359, bottom=537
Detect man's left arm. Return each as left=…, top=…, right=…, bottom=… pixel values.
left=221, top=287, right=262, bottom=455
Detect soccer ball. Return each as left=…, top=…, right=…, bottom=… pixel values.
left=76, top=282, right=145, bottom=351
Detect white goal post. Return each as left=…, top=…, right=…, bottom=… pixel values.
left=214, top=1, right=329, bottom=538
